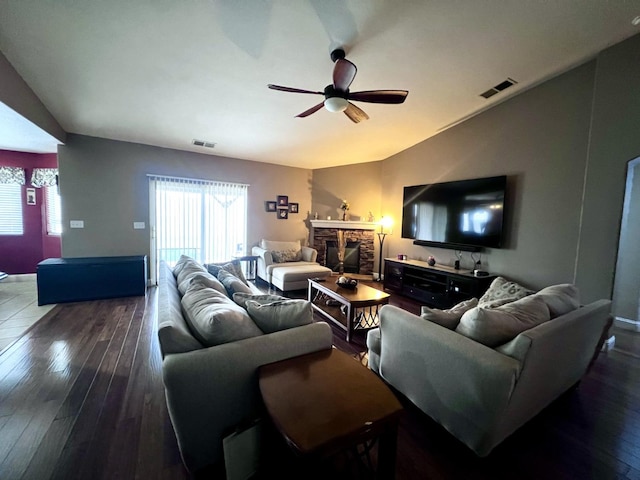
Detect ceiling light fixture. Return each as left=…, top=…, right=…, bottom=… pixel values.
left=324, top=96, right=348, bottom=113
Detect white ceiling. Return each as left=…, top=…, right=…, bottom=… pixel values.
left=0, top=1, right=639, bottom=169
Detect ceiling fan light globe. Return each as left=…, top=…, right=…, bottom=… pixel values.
left=324, top=97, right=348, bottom=113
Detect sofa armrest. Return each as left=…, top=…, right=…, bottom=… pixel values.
left=252, top=246, right=273, bottom=282
left=376, top=305, right=520, bottom=454
left=502, top=299, right=612, bottom=424
left=301, top=246, right=318, bottom=262
left=162, top=321, right=333, bottom=473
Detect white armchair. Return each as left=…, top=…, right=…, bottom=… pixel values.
left=252, top=239, right=331, bottom=291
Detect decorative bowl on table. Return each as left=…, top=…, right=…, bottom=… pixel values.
left=336, top=276, right=358, bottom=289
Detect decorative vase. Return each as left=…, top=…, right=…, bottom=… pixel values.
left=336, top=230, right=346, bottom=274
left=342, top=211, right=348, bottom=221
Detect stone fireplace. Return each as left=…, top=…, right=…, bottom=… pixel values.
left=310, top=220, right=376, bottom=276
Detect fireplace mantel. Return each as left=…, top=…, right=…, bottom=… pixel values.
left=311, top=220, right=378, bottom=230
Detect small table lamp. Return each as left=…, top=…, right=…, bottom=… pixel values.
left=376, top=216, right=393, bottom=282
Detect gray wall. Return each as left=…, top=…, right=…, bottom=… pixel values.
left=378, top=61, right=595, bottom=290
left=58, top=134, right=313, bottom=259
left=311, top=161, right=383, bottom=221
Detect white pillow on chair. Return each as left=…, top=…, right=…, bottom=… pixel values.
left=260, top=239, right=301, bottom=252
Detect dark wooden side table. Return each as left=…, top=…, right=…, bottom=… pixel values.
left=259, top=348, right=402, bottom=479
left=308, top=278, right=390, bottom=342
left=232, top=255, right=259, bottom=281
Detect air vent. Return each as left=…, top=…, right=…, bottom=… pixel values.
left=480, top=78, right=517, bottom=99
left=480, top=89, right=499, bottom=99
left=192, top=139, right=216, bottom=149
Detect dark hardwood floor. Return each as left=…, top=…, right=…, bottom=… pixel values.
left=0, top=281, right=639, bottom=479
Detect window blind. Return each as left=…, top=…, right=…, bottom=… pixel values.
left=45, top=186, right=62, bottom=235
left=0, top=184, right=24, bottom=235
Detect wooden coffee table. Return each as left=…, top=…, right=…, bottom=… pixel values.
left=259, top=348, right=402, bottom=479
left=308, top=278, right=390, bottom=342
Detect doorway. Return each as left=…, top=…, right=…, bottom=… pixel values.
left=612, top=157, right=640, bottom=331
left=147, top=175, right=248, bottom=284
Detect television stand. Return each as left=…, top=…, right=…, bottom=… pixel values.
left=383, top=258, right=496, bottom=309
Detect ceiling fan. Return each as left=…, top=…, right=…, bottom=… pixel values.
left=268, top=48, right=408, bottom=123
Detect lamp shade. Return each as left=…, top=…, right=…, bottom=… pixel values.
left=379, top=216, right=393, bottom=233
left=324, top=97, right=348, bottom=112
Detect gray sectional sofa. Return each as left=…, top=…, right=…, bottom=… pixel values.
left=156, top=256, right=333, bottom=475
left=367, top=278, right=612, bottom=457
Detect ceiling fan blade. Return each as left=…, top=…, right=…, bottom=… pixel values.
left=344, top=102, right=369, bottom=123
left=296, top=102, right=325, bottom=118
left=268, top=84, right=323, bottom=95
left=333, top=58, right=357, bottom=91
left=349, top=90, right=409, bottom=104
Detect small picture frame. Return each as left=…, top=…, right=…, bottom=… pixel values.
left=289, top=202, right=299, bottom=214
left=26, top=188, right=36, bottom=205
left=277, top=195, right=288, bottom=207
left=265, top=201, right=277, bottom=212
left=277, top=208, right=289, bottom=220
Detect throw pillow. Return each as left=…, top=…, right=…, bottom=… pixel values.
left=205, top=261, right=249, bottom=285
left=176, top=258, right=208, bottom=286
left=172, top=254, right=196, bottom=277
left=478, top=276, right=534, bottom=309
left=420, top=298, right=478, bottom=330
left=271, top=248, right=302, bottom=263
left=455, top=294, right=551, bottom=347
left=533, top=283, right=580, bottom=318
left=177, top=271, right=227, bottom=297
left=244, top=299, right=313, bottom=333
left=232, top=292, right=288, bottom=309
left=217, top=269, right=253, bottom=297
left=181, top=280, right=263, bottom=347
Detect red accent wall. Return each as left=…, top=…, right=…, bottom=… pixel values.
left=0, top=149, right=61, bottom=274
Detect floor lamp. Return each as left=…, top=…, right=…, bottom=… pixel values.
left=376, top=231, right=387, bottom=282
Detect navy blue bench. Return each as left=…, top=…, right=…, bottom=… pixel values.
left=37, top=256, right=147, bottom=305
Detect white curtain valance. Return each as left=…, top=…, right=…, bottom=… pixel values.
left=0, top=166, right=26, bottom=185
left=31, top=168, right=58, bottom=187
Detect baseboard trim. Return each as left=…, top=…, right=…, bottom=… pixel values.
left=614, top=316, right=640, bottom=332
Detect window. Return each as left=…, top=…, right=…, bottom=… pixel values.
left=45, top=186, right=62, bottom=235
left=0, top=184, right=24, bottom=235
left=149, top=176, right=248, bottom=267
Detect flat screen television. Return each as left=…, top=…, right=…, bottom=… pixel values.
left=401, top=175, right=507, bottom=251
